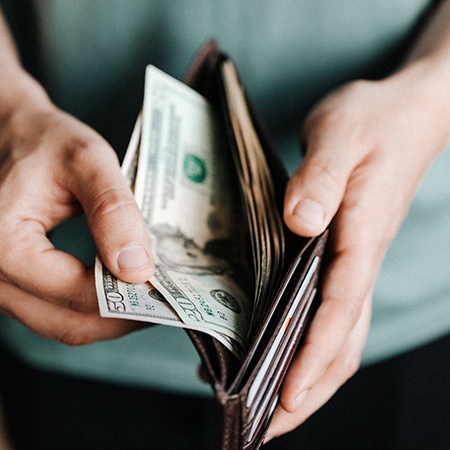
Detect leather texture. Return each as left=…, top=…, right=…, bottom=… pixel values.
left=183, top=41, right=328, bottom=450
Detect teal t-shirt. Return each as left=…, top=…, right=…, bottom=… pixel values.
left=1, top=0, right=449, bottom=396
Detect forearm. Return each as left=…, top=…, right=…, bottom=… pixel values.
left=383, top=0, right=450, bottom=160
left=407, top=0, right=450, bottom=62
left=0, top=10, right=53, bottom=156
left=0, top=10, right=50, bottom=123
left=0, top=9, right=21, bottom=70
left=273, top=2, right=450, bottom=439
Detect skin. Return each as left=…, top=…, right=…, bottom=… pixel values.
left=0, top=1, right=450, bottom=443
left=267, top=0, right=450, bottom=440
left=0, top=12, right=154, bottom=344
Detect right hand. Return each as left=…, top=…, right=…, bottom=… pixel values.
left=0, top=70, right=154, bottom=345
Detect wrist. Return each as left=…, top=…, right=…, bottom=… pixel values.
left=384, top=56, right=450, bottom=156
left=0, top=68, right=54, bottom=152
left=0, top=67, right=52, bottom=121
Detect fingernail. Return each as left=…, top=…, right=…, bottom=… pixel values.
left=293, top=199, right=325, bottom=232
left=293, top=389, right=309, bottom=410
left=117, top=245, right=152, bottom=272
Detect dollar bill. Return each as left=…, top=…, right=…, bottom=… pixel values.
left=134, top=65, right=253, bottom=348
left=96, top=63, right=285, bottom=355
left=96, top=65, right=253, bottom=352
left=95, top=257, right=244, bottom=359
left=220, top=61, right=285, bottom=332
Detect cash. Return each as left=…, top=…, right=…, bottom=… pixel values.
left=95, top=260, right=245, bottom=358
left=220, top=61, right=284, bottom=331
left=96, top=63, right=284, bottom=359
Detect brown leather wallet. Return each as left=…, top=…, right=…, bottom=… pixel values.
left=181, top=41, right=328, bottom=450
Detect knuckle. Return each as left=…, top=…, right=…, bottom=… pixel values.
left=328, top=290, right=365, bottom=329
left=338, top=204, right=377, bottom=247
left=338, top=208, right=390, bottom=265
left=322, top=289, right=364, bottom=328
left=62, top=134, right=118, bottom=179
left=304, top=158, right=344, bottom=194
left=304, top=79, right=376, bottom=150
left=66, top=295, right=97, bottom=314
left=91, top=189, right=137, bottom=222
left=344, top=355, right=361, bottom=379
left=345, top=299, right=364, bottom=327
left=304, top=108, right=337, bottom=139
left=56, top=326, right=95, bottom=347
left=63, top=135, right=110, bottom=166
left=62, top=137, right=94, bottom=166
left=0, top=295, right=15, bottom=317
left=0, top=224, right=30, bottom=279
left=301, top=339, right=335, bottom=377
left=336, top=354, right=361, bottom=383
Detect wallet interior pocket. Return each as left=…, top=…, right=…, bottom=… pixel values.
left=183, top=40, right=329, bottom=450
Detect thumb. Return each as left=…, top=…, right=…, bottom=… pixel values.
left=70, top=141, right=154, bottom=283
left=284, top=138, right=355, bottom=237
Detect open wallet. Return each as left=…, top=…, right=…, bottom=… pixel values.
left=180, top=41, right=328, bottom=450
left=96, top=40, right=329, bottom=450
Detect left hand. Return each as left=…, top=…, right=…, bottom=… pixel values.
left=266, top=58, right=450, bottom=441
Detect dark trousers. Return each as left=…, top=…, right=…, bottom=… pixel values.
left=2, top=332, right=450, bottom=450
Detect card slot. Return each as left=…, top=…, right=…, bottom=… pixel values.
left=241, top=281, right=318, bottom=437
left=245, top=394, right=279, bottom=446
left=245, top=257, right=320, bottom=411
left=227, top=241, right=314, bottom=395
left=242, top=286, right=318, bottom=446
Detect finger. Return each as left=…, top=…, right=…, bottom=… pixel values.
left=0, top=219, right=97, bottom=312
left=280, top=152, right=397, bottom=413
left=0, top=280, right=146, bottom=345
left=267, top=295, right=371, bottom=440
left=279, top=235, right=376, bottom=414
left=284, top=119, right=363, bottom=237
left=66, top=139, right=154, bottom=283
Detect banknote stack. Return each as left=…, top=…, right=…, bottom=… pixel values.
left=95, top=63, right=285, bottom=359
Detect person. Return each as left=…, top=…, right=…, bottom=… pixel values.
left=0, top=1, right=449, bottom=448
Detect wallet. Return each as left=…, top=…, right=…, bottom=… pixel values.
left=178, top=41, right=328, bottom=450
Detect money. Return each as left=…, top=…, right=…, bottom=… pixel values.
left=96, top=257, right=184, bottom=326
left=220, top=61, right=284, bottom=332
left=121, top=111, right=141, bottom=189
left=96, top=63, right=284, bottom=357
left=135, top=66, right=252, bottom=348
left=95, top=258, right=244, bottom=358
left=96, top=66, right=253, bottom=356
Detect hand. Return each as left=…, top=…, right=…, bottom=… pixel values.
left=267, top=60, right=450, bottom=440
left=0, top=72, right=154, bottom=345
